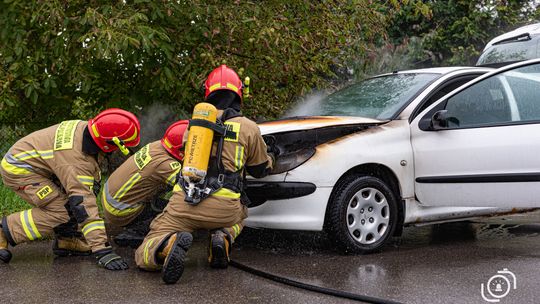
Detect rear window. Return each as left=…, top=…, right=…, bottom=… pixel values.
left=477, top=36, right=539, bottom=66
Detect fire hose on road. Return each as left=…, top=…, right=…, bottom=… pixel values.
left=230, top=259, right=404, bottom=304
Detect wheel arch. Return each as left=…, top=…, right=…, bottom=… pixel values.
left=323, top=163, right=405, bottom=236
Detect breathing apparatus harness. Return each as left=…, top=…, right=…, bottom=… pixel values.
left=179, top=108, right=244, bottom=205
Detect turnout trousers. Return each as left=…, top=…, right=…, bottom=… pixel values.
left=135, top=190, right=246, bottom=270
left=1, top=172, right=70, bottom=245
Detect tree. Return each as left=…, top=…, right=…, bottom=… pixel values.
left=0, top=0, right=395, bottom=129
left=387, top=0, right=540, bottom=67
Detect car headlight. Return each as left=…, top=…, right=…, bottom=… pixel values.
left=271, top=148, right=315, bottom=174
left=263, top=124, right=371, bottom=174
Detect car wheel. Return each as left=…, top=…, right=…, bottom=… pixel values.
left=326, top=175, right=399, bottom=254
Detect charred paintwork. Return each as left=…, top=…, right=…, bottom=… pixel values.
left=259, top=116, right=385, bottom=134
left=264, top=123, right=381, bottom=174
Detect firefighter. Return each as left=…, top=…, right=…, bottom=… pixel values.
left=134, top=65, right=274, bottom=284
left=0, top=109, right=140, bottom=270
left=103, top=120, right=188, bottom=247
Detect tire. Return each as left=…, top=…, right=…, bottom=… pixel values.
left=326, top=175, right=399, bottom=254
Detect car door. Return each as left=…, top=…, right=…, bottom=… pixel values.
left=410, top=60, right=540, bottom=207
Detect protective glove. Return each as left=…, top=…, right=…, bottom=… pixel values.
left=94, top=248, right=129, bottom=270
left=267, top=152, right=276, bottom=166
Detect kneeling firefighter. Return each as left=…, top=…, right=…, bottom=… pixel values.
left=103, top=120, right=189, bottom=247
left=135, top=65, right=274, bottom=284
left=0, top=109, right=140, bottom=270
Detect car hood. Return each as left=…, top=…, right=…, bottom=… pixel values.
left=258, top=116, right=386, bottom=134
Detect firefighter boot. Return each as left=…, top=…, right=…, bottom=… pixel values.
left=0, top=228, right=12, bottom=263
left=159, top=232, right=193, bottom=284
left=208, top=229, right=232, bottom=269
left=53, top=236, right=92, bottom=256
left=114, top=218, right=152, bottom=248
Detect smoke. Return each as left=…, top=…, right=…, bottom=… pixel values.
left=282, top=91, right=328, bottom=118
left=137, top=103, right=188, bottom=145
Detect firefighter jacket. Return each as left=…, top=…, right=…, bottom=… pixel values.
left=179, top=111, right=272, bottom=200
left=218, top=114, right=272, bottom=179
left=0, top=120, right=109, bottom=252
left=103, top=141, right=180, bottom=223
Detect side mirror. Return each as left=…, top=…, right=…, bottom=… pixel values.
left=430, top=110, right=449, bottom=130
left=422, top=110, right=459, bottom=131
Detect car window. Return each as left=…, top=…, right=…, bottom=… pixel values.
left=476, top=36, right=540, bottom=66
left=411, top=74, right=482, bottom=121
left=304, top=73, right=439, bottom=120
left=504, top=65, right=540, bottom=120
left=444, top=62, right=540, bottom=128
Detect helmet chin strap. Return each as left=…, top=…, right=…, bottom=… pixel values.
left=111, top=137, right=130, bottom=156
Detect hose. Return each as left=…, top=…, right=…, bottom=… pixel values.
left=229, top=259, right=404, bottom=304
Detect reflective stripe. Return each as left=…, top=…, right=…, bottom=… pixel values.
left=209, top=82, right=221, bottom=92
left=234, top=145, right=244, bottom=170
left=163, top=138, right=173, bottom=149
left=232, top=224, right=240, bottom=237
left=20, top=210, right=42, bottom=241
left=1, top=157, right=32, bottom=175
left=82, top=220, right=105, bottom=236
left=1, top=149, right=54, bottom=175
left=144, top=238, right=156, bottom=266
left=124, top=128, right=138, bottom=142
left=92, top=124, right=100, bottom=137
left=12, top=149, right=53, bottom=160
left=213, top=188, right=241, bottom=199
left=166, top=171, right=178, bottom=187
left=77, top=175, right=94, bottom=186
left=165, top=164, right=181, bottom=187
left=102, top=183, right=142, bottom=216
left=113, top=173, right=142, bottom=200
left=173, top=184, right=240, bottom=199
left=226, top=83, right=239, bottom=92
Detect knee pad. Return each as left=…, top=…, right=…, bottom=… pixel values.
left=67, top=196, right=89, bottom=224
left=53, top=218, right=81, bottom=238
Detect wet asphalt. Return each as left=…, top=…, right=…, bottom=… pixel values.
left=1, top=213, right=540, bottom=304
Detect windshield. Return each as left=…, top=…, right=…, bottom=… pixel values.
left=306, top=73, right=439, bottom=119
left=477, top=37, right=539, bottom=65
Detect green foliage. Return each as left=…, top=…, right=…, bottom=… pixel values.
left=2, top=0, right=535, bottom=128
left=0, top=0, right=395, bottom=126
left=387, top=0, right=540, bottom=67
left=0, top=181, right=30, bottom=216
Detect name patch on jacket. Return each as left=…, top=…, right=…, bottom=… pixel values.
left=170, top=161, right=180, bottom=170
left=36, top=185, right=53, bottom=199
left=224, top=122, right=240, bottom=142
left=54, top=120, right=81, bottom=151
left=134, top=144, right=152, bottom=170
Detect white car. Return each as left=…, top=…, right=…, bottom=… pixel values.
left=477, top=23, right=540, bottom=67
left=245, top=59, right=540, bottom=253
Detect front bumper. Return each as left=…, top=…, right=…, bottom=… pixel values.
left=245, top=181, right=316, bottom=207
left=245, top=186, right=332, bottom=231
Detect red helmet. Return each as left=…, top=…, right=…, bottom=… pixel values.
left=88, top=108, right=140, bottom=154
left=161, top=120, right=189, bottom=161
left=204, top=65, right=243, bottom=102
